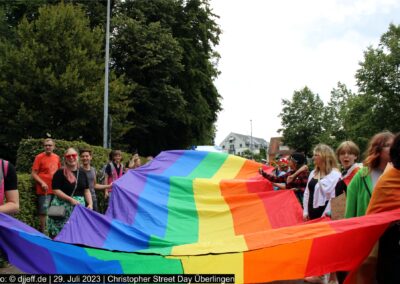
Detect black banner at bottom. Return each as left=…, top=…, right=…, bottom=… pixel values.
left=0, top=274, right=235, bottom=284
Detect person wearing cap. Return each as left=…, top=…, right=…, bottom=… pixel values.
left=259, top=152, right=309, bottom=205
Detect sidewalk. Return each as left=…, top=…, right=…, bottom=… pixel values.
left=0, top=265, right=21, bottom=274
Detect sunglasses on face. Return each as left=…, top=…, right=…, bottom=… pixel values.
left=44, top=144, right=53, bottom=147
left=65, top=154, right=78, bottom=159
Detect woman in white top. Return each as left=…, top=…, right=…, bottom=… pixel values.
left=303, top=144, right=341, bottom=221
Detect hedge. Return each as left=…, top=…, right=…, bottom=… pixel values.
left=14, top=173, right=39, bottom=229
left=16, top=138, right=131, bottom=173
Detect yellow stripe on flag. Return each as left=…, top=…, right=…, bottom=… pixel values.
left=178, top=252, right=244, bottom=283
left=171, top=155, right=248, bottom=255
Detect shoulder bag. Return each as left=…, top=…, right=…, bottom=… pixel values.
left=48, top=170, right=79, bottom=219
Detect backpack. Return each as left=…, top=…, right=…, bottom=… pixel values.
left=0, top=159, right=9, bottom=205
left=97, top=163, right=108, bottom=184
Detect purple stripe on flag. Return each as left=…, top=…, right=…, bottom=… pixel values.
left=0, top=222, right=56, bottom=273
left=0, top=212, right=46, bottom=237
left=106, top=151, right=184, bottom=224
left=55, top=205, right=113, bottom=248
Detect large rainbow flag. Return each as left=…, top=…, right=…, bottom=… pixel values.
left=1, top=150, right=399, bottom=283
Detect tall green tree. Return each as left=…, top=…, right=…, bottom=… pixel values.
left=0, top=3, right=131, bottom=161
left=346, top=23, right=400, bottom=150
left=319, top=82, right=356, bottom=148
left=279, top=87, right=325, bottom=155
left=0, top=0, right=110, bottom=30
left=113, top=0, right=221, bottom=155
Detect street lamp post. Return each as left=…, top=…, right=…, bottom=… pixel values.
left=103, top=0, right=111, bottom=148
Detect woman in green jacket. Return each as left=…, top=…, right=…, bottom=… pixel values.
left=345, top=131, right=394, bottom=218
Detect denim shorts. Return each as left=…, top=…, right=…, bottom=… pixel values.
left=37, top=195, right=53, bottom=215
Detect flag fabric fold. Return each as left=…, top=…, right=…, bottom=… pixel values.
left=0, top=150, right=399, bottom=283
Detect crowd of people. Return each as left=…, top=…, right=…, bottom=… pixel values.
left=259, top=131, right=399, bottom=284
left=30, top=140, right=149, bottom=237
left=1, top=132, right=399, bottom=282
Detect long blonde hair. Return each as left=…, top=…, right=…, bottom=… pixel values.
left=313, top=144, right=339, bottom=175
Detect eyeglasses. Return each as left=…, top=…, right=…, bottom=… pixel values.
left=65, top=154, right=78, bottom=159
left=44, top=144, right=53, bottom=147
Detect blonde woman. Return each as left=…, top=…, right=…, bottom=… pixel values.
left=304, top=144, right=341, bottom=284
left=47, top=148, right=92, bottom=238
left=127, top=153, right=141, bottom=169
left=303, top=144, right=341, bottom=221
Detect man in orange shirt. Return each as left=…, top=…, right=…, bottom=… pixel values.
left=31, top=138, right=61, bottom=233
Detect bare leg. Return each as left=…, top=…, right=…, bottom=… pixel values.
left=39, top=214, right=47, bottom=233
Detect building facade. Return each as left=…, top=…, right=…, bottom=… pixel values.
left=219, top=132, right=268, bottom=156
left=268, top=137, right=292, bottom=162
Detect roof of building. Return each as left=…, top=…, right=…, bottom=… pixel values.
left=220, top=132, right=268, bottom=147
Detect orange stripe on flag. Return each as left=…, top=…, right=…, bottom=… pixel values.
left=220, top=180, right=272, bottom=247
left=235, top=159, right=262, bottom=179
left=244, top=239, right=313, bottom=283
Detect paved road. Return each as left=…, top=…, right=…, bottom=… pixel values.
left=0, top=265, right=20, bottom=274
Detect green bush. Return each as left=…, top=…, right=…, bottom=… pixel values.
left=16, top=138, right=131, bottom=173
left=14, top=173, right=39, bottom=229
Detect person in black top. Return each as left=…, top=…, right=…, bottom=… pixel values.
left=0, top=159, right=18, bottom=214
left=47, top=148, right=92, bottom=238
left=0, top=158, right=18, bottom=267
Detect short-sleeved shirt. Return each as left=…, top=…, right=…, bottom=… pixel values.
left=32, top=152, right=61, bottom=195
left=52, top=169, right=89, bottom=197
left=4, top=162, right=17, bottom=191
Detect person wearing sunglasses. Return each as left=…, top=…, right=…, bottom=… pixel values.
left=47, top=148, right=92, bottom=238
left=31, top=138, right=61, bottom=233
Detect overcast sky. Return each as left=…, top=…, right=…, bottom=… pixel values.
left=209, top=0, right=400, bottom=145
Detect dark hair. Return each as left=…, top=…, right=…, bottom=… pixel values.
left=290, top=152, right=306, bottom=166
left=79, top=149, right=92, bottom=155
left=390, top=133, right=400, bottom=169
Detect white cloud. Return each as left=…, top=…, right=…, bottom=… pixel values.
left=210, top=0, right=400, bottom=145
